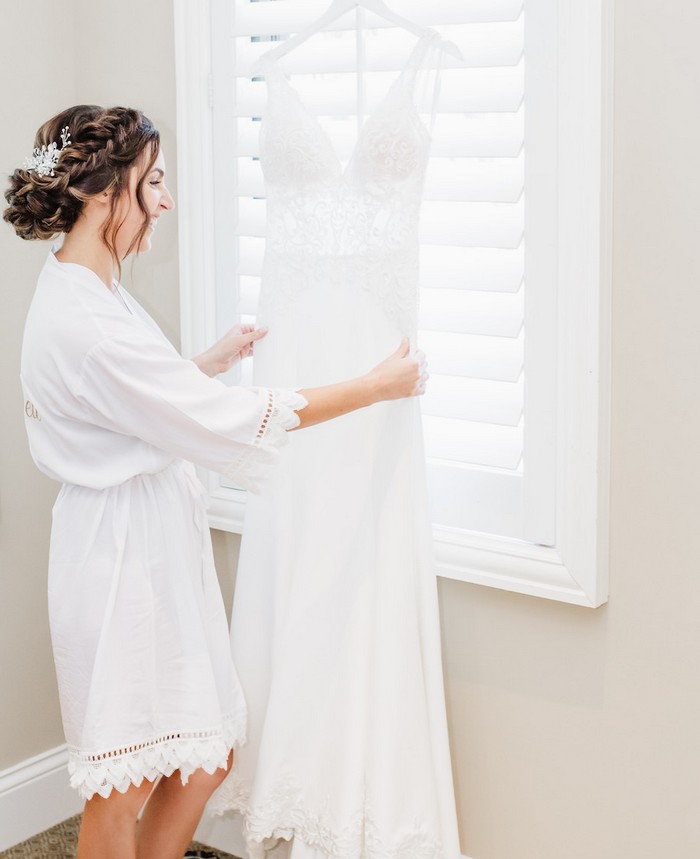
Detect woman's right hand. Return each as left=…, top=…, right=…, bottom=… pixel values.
left=292, top=338, right=428, bottom=430
left=366, top=338, right=429, bottom=402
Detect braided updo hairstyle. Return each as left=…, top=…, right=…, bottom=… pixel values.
left=4, top=105, right=160, bottom=268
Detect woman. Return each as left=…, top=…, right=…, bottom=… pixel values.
left=3, top=105, right=427, bottom=859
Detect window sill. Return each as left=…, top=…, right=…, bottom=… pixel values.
left=206, top=487, right=606, bottom=608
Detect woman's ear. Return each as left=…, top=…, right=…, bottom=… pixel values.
left=94, top=189, right=114, bottom=208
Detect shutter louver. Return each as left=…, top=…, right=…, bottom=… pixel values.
left=218, top=0, right=526, bottom=539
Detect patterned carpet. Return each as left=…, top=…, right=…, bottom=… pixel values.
left=0, top=814, right=239, bottom=859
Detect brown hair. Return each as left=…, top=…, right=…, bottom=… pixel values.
left=3, top=105, right=160, bottom=276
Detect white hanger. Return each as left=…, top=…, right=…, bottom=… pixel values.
left=252, top=0, right=464, bottom=72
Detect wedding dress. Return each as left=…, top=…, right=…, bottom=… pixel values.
left=211, top=29, right=460, bottom=859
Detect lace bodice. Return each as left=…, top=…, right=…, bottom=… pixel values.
left=257, top=29, right=442, bottom=332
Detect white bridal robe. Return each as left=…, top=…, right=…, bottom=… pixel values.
left=20, top=247, right=306, bottom=800
left=211, top=29, right=461, bottom=859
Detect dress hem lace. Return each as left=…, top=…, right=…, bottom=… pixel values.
left=68, top=710, right=246, bottom=801
left=207, top=774, right=444, bottom=859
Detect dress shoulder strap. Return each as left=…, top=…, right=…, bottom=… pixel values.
left=398, top=29, right=447, bottom=134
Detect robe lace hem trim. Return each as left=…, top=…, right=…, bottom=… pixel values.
left=207, top=774, right=444, bottom=859
left=225, top=388, right=308, bottom=493
left=68, top=710, right=246, bottom=801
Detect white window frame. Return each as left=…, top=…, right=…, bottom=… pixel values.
left=173, top=0, right=613, bottom=608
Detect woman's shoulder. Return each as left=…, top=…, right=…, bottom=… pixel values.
left=22, top=251, right=164, bottom=377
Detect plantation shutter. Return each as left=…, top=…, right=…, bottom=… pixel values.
left=210, top=0, right=553, bottom=544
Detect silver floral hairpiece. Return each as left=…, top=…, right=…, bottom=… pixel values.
left=24, top=126, right=71, bottom=177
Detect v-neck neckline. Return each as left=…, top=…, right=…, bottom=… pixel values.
left=262, top=28, right=438, bottom=176
left=49, top=247, right=133, bottom=315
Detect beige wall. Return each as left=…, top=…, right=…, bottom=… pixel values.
left=2, top=1, right=700, bottom=857
left=70, top=0, right=182, bottom=344
left=0, top=3, right=76, bottom=765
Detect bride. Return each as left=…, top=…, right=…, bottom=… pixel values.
left=4, top=102, right=427, bottom=859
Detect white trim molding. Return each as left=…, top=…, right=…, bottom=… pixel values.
left=174, top=0, right=218, bottom=362
left=0, top=745, right=82, bottom=852
left=175, top=0, right=613, bottom=608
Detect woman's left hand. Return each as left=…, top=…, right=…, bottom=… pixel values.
left=193, top=324, right=268, bottom=377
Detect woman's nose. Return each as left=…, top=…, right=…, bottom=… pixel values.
left=161, top=187, right=175, bottom=211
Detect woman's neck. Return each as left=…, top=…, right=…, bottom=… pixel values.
left=55, top=224, right=116, bottom=289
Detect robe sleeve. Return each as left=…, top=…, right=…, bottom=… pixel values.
left=74, top=332, right=308, bottom=492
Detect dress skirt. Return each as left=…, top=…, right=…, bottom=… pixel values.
left=48, top=458, right=246, bottom=800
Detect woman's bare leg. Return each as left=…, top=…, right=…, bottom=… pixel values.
left=135, top=750, right=233, bottom=859
left=77, top=779, right=155, bottom=859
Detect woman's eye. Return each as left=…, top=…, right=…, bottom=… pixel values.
left=150, top=180, right=162, bottom=186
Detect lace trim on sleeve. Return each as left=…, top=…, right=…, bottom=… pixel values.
left=223, top=388, right=308, bottom=493
left=255, top=388, right=308, bottom=450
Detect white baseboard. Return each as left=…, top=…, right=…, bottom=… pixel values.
left=0, top=744, right=82, bottom=852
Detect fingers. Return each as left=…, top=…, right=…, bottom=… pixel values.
left=238, top=327, right=268, bottom=357
left=396, top=336, right=411, bottom=358
left=413, top=348, right=429, bottom=396
left=413, top=372, right=429, bottom=396
left=232, top=326, right=268, bottom=363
